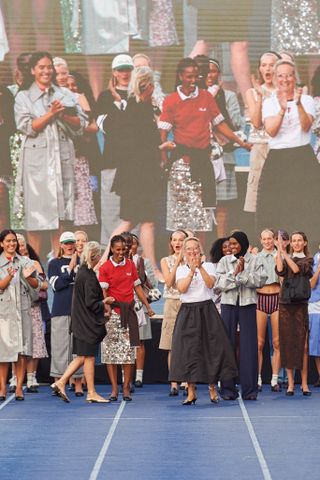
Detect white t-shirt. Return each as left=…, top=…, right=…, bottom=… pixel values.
left=176, top=262, right=216, bottom=303
left=262, top=94, right=315, bottom=149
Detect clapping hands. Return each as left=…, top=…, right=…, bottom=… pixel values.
left=234, top=256, right=244, bottom=276
left=22, top=265, right=36, bottom=278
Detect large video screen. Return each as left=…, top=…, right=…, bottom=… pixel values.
left=0, top=0, right=319, bottom=258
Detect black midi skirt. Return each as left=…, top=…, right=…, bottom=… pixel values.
left=169, top=300, right=238, bottom=384
left=256, top=144, right=320, bottom=245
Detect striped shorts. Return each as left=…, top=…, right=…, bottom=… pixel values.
left=257, top=293, right=279, bottom=314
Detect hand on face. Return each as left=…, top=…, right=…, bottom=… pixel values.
left=189, top=252, right=201, bottom=270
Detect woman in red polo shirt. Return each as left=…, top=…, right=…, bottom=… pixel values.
left=159, top=57, right=251, bottom=208
left=99, top=235, right=154, bottom=401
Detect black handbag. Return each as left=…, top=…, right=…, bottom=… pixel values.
left=282, top=275, right=311, bottom=303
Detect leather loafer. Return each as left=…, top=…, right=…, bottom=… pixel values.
left=286, top=390, right=294, bottom=396
left=134, top=380, right=143, bottom=388
left=15, top=395, right=24, bottom=401
left=122, top=395, right=132, bottom=401
left=75, top=392, right=84, bottom=397
left=271, top=384, right=282, bottom=392
left=0, top=395, right=6, bottom=402
left=27, top=386, right=38, bottom=393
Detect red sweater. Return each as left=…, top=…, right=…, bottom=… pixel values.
left=159, top=89, right=223, bottom=149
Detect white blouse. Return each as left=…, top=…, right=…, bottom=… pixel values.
left=262, top=94, right=315, bottom=149
left=176, top=262, right=216, bottom=303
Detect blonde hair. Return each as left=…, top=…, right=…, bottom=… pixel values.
left=81, top=241, right=101, bottom=269
left=260, top=229, right=275, bottom=238
left=53, top=56, right=68, bottom=68
left=133, top=53, right=151, bottom=67
left=75, top=230, right=88, bottom=241
left=128, top=66, right=154, bottom=101
left=183, top=236, right=201, bottom=250
left=274, top=59, right=298, bottom=79
left=16, top=233, right=26, bottom=243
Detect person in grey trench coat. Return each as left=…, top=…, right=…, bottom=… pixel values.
left=0, top=229, right=39, bottom=401
left=14, top=51, right=87, bottom=255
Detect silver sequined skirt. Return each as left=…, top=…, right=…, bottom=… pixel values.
left=101, top=311, right=136, bottom=364
left=166, top=159, right=213, bottom=232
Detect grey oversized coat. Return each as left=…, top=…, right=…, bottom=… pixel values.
left=0, top=253, right=39, bottom=362
left=14, top=82, right=87, bottom=231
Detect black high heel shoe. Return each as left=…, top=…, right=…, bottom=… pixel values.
left=182, top=397, right=197, bottom=405
left=300, top=387, right=312, bottom=396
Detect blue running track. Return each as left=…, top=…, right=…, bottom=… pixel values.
left=0, top=384, right=320, bottom=480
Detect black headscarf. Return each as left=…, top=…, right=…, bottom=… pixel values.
left=230, top=231, right=249, bottom=258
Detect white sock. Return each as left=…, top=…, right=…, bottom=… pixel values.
left=121, top=368, right=125, bottom=384
left=9, top=375, right=17, bottom=387
left=27, top=373, right=33, bottom=388
left=258, top=374, right=262, bottom=386
left=33, top=372, right=39, bottom=387
left=271, top=374, right=279, bottom=387
left=135, top=369, right=143, bottom=382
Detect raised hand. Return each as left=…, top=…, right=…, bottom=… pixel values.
left=277, top=91, right=287, bottom=112
left=294, top=86, right=303, bottom=105
left=251, top=74, right=263, bottom=96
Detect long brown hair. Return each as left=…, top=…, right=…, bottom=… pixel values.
left=290, top=231, right=309, bottom=256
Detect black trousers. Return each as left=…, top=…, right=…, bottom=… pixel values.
left=220, top=303, right=258, bottom=399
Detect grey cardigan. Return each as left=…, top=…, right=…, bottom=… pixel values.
left=215, top=252, right=267, bottom=306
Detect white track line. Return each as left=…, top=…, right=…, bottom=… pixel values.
left=0, top=386, right=26, bottom=412
left=0, top=393, right=15, bottom=411
left=89, top=400, right=126, bottom=480
left=238, top=396, right=272, bottom=480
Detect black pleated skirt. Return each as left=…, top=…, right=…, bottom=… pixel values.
left=169, top=300, right=238, bottom=384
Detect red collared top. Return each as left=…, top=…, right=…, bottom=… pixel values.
left=99, top=258, right=141, bottom=314
left=159, top=87, right=224, bottom=149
